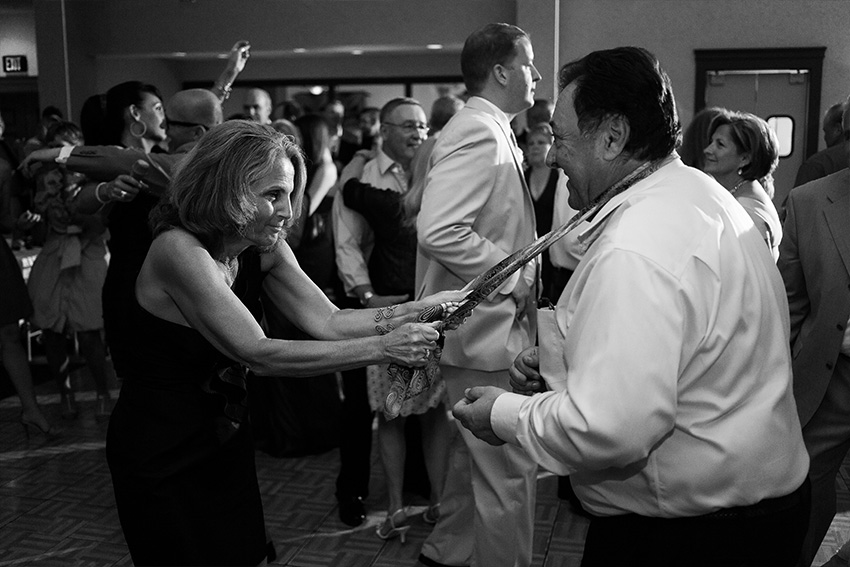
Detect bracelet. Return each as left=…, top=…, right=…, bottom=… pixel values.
left=214, top=82, right=233, bottom=101
left=94, top=182, right=110, bottom=204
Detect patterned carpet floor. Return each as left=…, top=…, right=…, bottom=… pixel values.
left=0, top=369, right=846, bottom=566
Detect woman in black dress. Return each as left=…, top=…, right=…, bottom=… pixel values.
left=524, top=123, right=565, bottom=302
left=105, top=120, right=461, bottom=566
left=97, top=81, right=168, bottom=386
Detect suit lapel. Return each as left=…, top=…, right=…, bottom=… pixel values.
left=824, top=177, right=850, bottom=279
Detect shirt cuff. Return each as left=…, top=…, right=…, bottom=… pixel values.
left=491, top=392, right=526, bottom=444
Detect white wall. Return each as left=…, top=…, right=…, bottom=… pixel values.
left=559, top=0, right=850, bottom=148
left=0, top=7, right=38, bottom=78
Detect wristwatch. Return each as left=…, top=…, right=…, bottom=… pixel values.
left=55, top=144, right=74, bottom=165
left=360, top=291, right=375, bottom=307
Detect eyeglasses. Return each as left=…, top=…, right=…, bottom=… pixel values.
left=167, top=117, right=209, bottom=130
left=384, top=121, right=429, bottom=134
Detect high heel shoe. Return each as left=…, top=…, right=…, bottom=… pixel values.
left=423, top=503, right=440, bottom=525
left=20, top=415, right=58, bottom=440
left=59, top=387, right=78, bottom=420
left=376, top=509, right=410, bottom=543
left=95, top=392, right=113, bottom=423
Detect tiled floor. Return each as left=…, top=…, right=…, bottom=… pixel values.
left=1, top=368, right=849, bottom=567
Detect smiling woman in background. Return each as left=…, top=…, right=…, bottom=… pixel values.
left=703, top=110, right=782, bottom=260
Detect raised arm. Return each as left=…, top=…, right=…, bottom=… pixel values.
left=210, top=41, right=250, bottom=102
left=20, top=145, right=175, bottom=194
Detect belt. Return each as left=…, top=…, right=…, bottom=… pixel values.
left=700, top=478, right=809, bottom=520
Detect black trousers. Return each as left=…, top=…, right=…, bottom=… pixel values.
left=335, top=364, right=371, bottom=500
left=581, top=479, right=810, bottom=567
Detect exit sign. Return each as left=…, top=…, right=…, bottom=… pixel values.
left=3, top=55, right=28, bottom=73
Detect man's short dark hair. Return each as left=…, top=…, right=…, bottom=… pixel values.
left=379, top=97, right=422, bottom=123
left=558, top=47, right=681, bottom=162
left=461, top=23, right=529, bottom=96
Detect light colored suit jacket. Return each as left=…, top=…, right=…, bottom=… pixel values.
left=778, top=168, right=850, bottom=426
left=416, top=96, right=537, bottom=372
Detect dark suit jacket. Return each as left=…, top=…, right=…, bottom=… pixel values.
left=778, top=168, right=850, bottom=426
left=793, top=143, right=849, bottom=187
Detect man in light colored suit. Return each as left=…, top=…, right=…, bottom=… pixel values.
left=780, top=98, right=850, bottom=567
left=416, top=22, right=540, bottom=567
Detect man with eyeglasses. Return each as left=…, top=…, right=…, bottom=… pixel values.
left=330, top=97, right=428, bottom=527
left=415, top=22, right=540, bottom=567
left=165, top=89, right=222, bottom=154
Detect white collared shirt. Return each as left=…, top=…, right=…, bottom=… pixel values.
left=332, top=149, right=408, bottom=295
left=491, top=158, right=809, bottom=517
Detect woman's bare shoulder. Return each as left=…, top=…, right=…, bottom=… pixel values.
left=148, top=228, right=212, bottom=273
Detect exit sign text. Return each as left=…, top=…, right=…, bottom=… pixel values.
left=3, top=55, right=28, bottom=73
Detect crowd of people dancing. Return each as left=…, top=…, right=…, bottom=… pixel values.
left=1, top=22, right=850, bottom=567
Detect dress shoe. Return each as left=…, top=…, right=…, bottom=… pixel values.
left=337, top=496, right=366, bottom=527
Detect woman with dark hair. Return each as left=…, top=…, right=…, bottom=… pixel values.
left=95, top=81, right=168, bottom=378
left=105, top=120, right=461, bottom=566
left=703, top=110, right=782, bottom=259
left=680, top=106, right=724, bottom=170
left=524, top=122, right=568, bottom=302
left=103, top=81, right=166, bottom=151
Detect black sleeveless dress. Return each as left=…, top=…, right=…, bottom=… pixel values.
left=105, top=249, right=269, bottom=566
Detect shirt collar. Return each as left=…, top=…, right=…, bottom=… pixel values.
left=576, top=154, right=680, bottom=244
left=376, top=148, right=402, bottom=175
left=469, top=96, right=513, bottom=131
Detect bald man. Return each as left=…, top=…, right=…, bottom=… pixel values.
left=243, top=88, right=273, bottom=124
left=166, top=89, right=223, bottom=153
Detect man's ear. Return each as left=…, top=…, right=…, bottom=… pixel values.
left=493, top=64, right=510, bottom=87
left=193, top=125, right=206, bottom=142
left=599, top=114, right=630, bottom=161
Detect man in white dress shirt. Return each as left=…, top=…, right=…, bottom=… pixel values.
left=454, top=46, right=811, bottom=567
